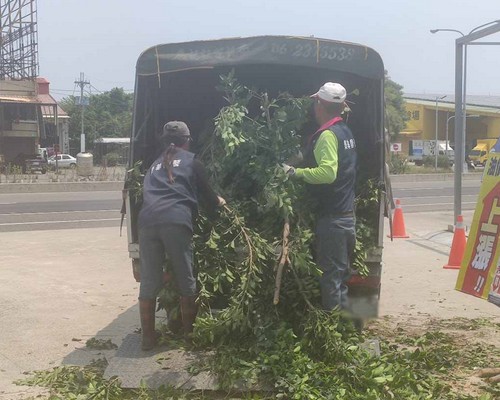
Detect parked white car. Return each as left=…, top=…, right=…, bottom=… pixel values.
left=48, top=154, right=77, bottom=168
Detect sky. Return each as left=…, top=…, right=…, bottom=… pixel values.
left=37, top=0, right=500, bottom=100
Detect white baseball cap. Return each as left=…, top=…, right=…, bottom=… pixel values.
left=311, top=82, right=347, bottom=103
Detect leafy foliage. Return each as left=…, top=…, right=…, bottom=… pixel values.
left=104, top=152, right=121, bottom=166
left=126, top=160, right=143, bottom=194
left=16, top=359, right=124, bottom=400
left=122, top=73, right=500, bottom=399
left=385, top=71, right=409, bottom=139
left=17, top=320, right=500, bottom=399
left=152, top=74, right=407, bottom=398
left=122, top=73, right=384, bottom=396
left=156, top=73, right=378, bottom=337
left=60, top=87, right=133, bottom=152
left=85, top=338, right=118, bottom=350
left=423, top=155, right=452, bottom=169
left=389, top=153, right=409, bottom=174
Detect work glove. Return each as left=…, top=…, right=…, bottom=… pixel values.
left=282, top=164, right=296, bottom=176
left=217, top=196, right=226, bottom=206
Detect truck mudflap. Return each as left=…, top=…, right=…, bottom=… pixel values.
left=349, top=293, right=379, bottom=320
left=348, top=243, right=382, bottom=319
left=348, top=269, right=381, bottom=319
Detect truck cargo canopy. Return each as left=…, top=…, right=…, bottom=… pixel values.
left=131, top=35, right=385, bottom=187
left=128, top=35, right=387, bottom=251
left=136, top=36, right=384, bottom=80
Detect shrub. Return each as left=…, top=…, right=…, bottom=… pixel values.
left=423, top=155, right=451, bottom=169
left=104, top=152, right=121, bottom=167
left=389, top=153, right=409, bottom=174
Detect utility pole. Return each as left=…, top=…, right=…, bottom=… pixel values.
left=74, top=72, right=90, bottom=153
left=434, top=95, right=446, bottom=171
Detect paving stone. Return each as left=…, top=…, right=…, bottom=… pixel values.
left=104, top=333, right=217, bottom=389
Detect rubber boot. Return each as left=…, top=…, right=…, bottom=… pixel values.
left=139, top=298, right=157, bottom=351
left=180, top=296, right=198, bottom=342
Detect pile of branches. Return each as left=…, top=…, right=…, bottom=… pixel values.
left=139, top=74, right=468, bottom=398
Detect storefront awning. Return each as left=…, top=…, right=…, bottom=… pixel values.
left=0, top=93, right=61, bottom=106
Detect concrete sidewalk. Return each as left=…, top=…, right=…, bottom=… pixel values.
left=380, top=209, right=499, bottom=320
left=0, top=228, right=137, bottom=399
left=0, top=212, right=498, bottom=398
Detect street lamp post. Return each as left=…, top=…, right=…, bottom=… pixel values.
left=430, top=20, right=500, bottom=224
left=462, top=44, right=468, bottom=172
left=435, top=95, right=446, bottom=170
left=430, top=29, right=468, bottom=172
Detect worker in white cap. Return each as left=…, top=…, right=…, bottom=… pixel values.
left=283, top=82, right=357, bottom=312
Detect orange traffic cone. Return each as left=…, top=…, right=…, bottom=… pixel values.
left=389, top=199, right=409, bottom=239
left=443, top=215, right=467, bottom=270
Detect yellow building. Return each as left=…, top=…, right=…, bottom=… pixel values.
left=400, top=94, right=500, bottom=155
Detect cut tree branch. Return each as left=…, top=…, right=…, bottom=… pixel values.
left=273, top=219, right=290, bottom=305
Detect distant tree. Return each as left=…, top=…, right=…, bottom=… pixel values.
left=60, top=88, right=133, bottom=153
left=385, top=71, right=409, bottom=139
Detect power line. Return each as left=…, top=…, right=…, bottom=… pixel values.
left=90, top=84, right=134, bottom=93
left=90, top=84, right=103, bottom=94
left=52, top=85, right=134, bottom=93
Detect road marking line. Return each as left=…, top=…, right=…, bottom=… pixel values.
left=0, top=209, right=119, bottom=216
left=403, top=201, right=477, bottom=207
left=394, top=187, right=480, bottom=191
left=394, top=195, right=478, bottom=199
left=0, top=218, right=121, bottom=226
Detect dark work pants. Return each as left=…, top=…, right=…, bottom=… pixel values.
left=138, top=223, right=195, bottom=300
left=315, top=216, right=356, bottom=311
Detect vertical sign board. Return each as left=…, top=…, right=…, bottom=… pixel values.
left=390, top=143, right=402, bottom=152
left=456, top=153, right=500, bottom=306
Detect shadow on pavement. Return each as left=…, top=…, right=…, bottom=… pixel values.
left=60, top=304, right=216, bottom=390
left=61, top=304, right=140, bottom=367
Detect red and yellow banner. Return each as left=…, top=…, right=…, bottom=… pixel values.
left=456, top=153, right=500, bottom=307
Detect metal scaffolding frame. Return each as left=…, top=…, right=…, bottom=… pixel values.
left=0, top=0, right=38, bottom=80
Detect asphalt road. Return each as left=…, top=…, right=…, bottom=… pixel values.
left=0, top=177, right=483, bottom=231
left=0, top=191, right=123, bottom=232
left=392, top=179, right=481, bottom=213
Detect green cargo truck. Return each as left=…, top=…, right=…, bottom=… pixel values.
left=125, top=35, right=392, bottom=324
